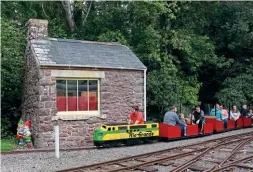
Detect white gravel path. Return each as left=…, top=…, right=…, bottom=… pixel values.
left=1, top=128, right=253, bottom=172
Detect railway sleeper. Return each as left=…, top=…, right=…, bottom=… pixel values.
left=188, top=164, right=209, bottom=171
left=138, top=166, right=158, bottom=172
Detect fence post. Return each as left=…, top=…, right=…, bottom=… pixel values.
left=54, top=124, right=60, bottom=158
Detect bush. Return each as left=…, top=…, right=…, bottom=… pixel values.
left=1, top=117, right=14, bottom=138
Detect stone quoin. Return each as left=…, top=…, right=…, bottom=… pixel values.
left=21, top=19, right=147, bottom=148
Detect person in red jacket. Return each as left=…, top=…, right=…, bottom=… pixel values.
left=128, top=106, right=144, bottom=124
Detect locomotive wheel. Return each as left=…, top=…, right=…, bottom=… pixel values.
left=110, top=141, right=122, bottom=147
left=126, top=139, right=142, bottom=146
left=126, top=139, right=136, bottom=146
left=114, top=141, right=124, bottom=147
left=94, top=142, right=102, bottom=147
left=142, top=138, right=152, bottom=144
left=102, top=143, right=111, bottom=148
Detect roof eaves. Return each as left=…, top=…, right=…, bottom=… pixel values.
left=39, top=63, right=147, bottom=70
left=31, top=39, right=51, bottom=45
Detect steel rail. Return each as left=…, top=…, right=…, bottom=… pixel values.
left=103, top=136, right=253, bottom=172
left=56, top=134, right=252, bottom=172
left=107, top=148, right=207, bottom=172
left=55, top=146, right=207, bottom=172
left=206, top=137, right=253, bottom=172
left=236, top=164, right=253, bottom=169
left=211, top=155, right=253, bottom=172
left=170, top=136, right=253, bottom=172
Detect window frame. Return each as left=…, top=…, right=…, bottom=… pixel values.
left=56, top=78, right=100, bottom=116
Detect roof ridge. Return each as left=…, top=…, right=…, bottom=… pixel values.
left=47, top=37, right=122, bottom=46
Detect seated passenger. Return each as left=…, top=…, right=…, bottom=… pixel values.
left=163, top=106, right=187, bottom=136
left=220, top=105, right=228, bottom=128
left=210, top=104, right=222, bottom=120
left=230, top=105, right=241, bottom=127
left=128, top=105, right=144, bottom=124
left=192, top=106, right=205, bottom=132
left=240, top=104, right=249, bottom=118
left=247, top=108, right=253, bottom=125
left=192, top=106, right=205, bottom=134
left=179, top=113, right=187, bottom=124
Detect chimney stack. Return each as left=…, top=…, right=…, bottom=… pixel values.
left=26, top=19, right=48, bottom=40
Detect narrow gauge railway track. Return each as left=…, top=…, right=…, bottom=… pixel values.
left=2, top=129, right=252, bottom=156
left=205, top=138, right=253, bottom=172
left=56, top=132, right=253, bottom=172
left=210, top=155, right=253, bottom=172
left=171, top=135, right=253, bottom=172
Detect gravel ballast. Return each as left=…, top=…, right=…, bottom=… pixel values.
left=1, top=128, right=253, bottom=172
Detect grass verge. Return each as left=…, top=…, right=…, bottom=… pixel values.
left=1, top=138, right=17, bottom=151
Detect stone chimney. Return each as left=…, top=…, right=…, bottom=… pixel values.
left=26, top=19, right=48, bottom=40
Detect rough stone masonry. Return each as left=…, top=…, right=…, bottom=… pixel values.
left=21, top=19, right=145, bottom=148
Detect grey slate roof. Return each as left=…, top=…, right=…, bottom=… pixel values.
left=31, top=38, right=146, bottom=70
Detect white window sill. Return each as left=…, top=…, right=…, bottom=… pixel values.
left=52, top=111, right=106, bottom=121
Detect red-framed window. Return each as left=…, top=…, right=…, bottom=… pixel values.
left=56, top=79, right=99, bottom=112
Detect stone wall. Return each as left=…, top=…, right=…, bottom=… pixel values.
left=22, top=18, right=50, bottom=147
left=21, top=46, right=58, bottom=148
left=21, top=44, right=41, bottom=146
left=100, top=70, right=144, bottom=122
left=58, top=120, right=103, bottom=147
left=34, top=69, right=58, bottom=147
left=27, top=68, right=144, bottom=148
left=57, top=70, right=144, bottom=148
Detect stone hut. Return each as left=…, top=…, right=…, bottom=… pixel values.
left=21, top=19, right=147, bottom=148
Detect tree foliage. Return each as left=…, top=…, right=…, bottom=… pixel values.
left=1, top=1, right=253, bottom=135
left=1, top=16, right=26, bottom=137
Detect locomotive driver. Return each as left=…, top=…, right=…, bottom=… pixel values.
left=128, top=105, right=144, bottom=124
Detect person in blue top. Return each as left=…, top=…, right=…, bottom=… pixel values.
left=210, top=104, right=222, bottom=120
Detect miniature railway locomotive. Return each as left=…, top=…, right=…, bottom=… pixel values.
left=93, top=122, right=159, bottom=147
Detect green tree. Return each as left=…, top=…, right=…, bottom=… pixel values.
left=1, top=16, right=26, bottom=136
left=210, top=2, right=253, bottom=104
left=2, top=1, right=253, bottom=135
left=1, top=1, right=70, bottom=137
